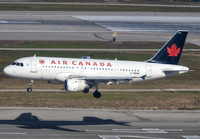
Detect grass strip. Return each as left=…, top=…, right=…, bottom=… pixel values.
left=0, top=91, right=199, bottom=110
left=0, top=41, right=199, bottom=49
left=0, top=4, right=200, bottom=12
left=0, top=50, right=199, bottom=90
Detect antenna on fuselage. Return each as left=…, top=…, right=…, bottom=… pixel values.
left=33, top=54, right=36, bottom=57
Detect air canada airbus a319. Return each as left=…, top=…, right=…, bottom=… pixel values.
left=4, top=31, right=189, bottom=98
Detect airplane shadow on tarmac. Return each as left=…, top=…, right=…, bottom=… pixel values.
left=0, top=113, right=128, bottom=132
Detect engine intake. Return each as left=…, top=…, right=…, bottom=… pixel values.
left=65, top=79, right=89, bottom=92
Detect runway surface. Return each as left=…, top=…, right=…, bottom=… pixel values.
left=0, top=107, right=199, bottom=139
left=1, top=48, right=200, bottom=52
left=0, top=11, right=200, bottom=139
left=0, top=11, right=200, bottom=46
left=1, top=89, right=200, bottom=92
left=1, top=2, right=200, bottom=8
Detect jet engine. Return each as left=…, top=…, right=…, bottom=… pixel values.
left=65, top=79, right=89, bottom=92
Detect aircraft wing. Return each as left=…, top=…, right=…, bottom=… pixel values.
left=66, top=75, right=146, bottom=84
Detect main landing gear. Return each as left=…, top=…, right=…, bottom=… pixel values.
left=93, top=85, right=101, bottom=99
left=93, top=90, right=101, bottom=98
left=27, top=80, right=34, bottom=92
left=82, top=85, right=101, bottom=98
left=82, top=84, right=101, bottom=98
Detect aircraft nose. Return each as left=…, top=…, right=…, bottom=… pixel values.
left=3, top=66, right=14, bottom=76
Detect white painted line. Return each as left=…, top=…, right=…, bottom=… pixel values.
left=112, top=128, right=168, bottom=133
left=98, top=135, right=120, bottom=139
left=98, top=135, right=170, bottom=139
left=87, top=128, right=181, bottom=134
left=0, top=30, right=109, bottom=33
left=96, top=23, right=169, bottom=32
left=0, top=48, right=199, bottom=52
left=85, top=129, right=115, bottom=133
left=0, top=132, right=27, bottom=135
left=0, top=20, right=8, bottom=23
left=182, top=135, right=200, bottom=139
left=73, top=15, right=200, bottom=23
left=0, top=20, right=41, bottom=24
left=1, top=89, right=200, bottom=92
left=142, top=128, right=167, bottom=133
left=163, top=129, right=183, bottom=132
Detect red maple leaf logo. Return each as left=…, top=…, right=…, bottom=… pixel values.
left=39, top=59, right=45, bottom=64
left=167, top=43, right=181, bottom=61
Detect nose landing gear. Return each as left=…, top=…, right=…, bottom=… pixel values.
left=27, top=80, right=34, bottom=92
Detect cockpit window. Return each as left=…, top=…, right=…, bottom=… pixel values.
left=12, top=62, right=17, bottom=65
left=12, top=62, right=24, bottom=67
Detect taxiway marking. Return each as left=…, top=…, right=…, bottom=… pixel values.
left=0, top=132, right=27, bottom=135
left=182, top=136, right=200, bottom=139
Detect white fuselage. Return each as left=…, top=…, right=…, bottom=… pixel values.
left=3, top=56, right=189, bottom=84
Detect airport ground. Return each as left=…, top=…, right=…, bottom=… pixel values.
left=0, top=107, right=199, bottom=139
left=0, top=11, right=200, bottom=109
left=0, top=4, right=200, bottom=138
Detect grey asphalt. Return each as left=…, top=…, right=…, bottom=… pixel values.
left=0, top=11, right=200, bottom=139
left=0, top=89, right=200, bottom=92
left=1, top=1, right=200, bottom=7
left=0, top=107, right=199, bottom=139
left=0, top=11, right=200, bottom=46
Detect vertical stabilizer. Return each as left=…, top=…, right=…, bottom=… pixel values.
left=148, top=30, right=188, bottom=65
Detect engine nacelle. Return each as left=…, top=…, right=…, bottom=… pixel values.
left=65, top=79, right=89, bottom=92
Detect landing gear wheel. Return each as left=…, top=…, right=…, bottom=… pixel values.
left=82, top=88, right=89, bottom=94
left=27, top=80, right=34, bottom=92
left=27, top=87, right=32, bottom=92
left=93, top=90, right=101, bottom=98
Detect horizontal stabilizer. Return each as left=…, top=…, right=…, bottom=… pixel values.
left=162, top=69, right=189, bottom=72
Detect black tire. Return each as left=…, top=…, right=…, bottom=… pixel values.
left=82, top=88, right=89, bottom=94
left=27, top=88, right=32, bottom=92
left=93, top=90, right=101, bottom=98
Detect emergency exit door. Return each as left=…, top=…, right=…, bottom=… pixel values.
left=31, top=60, right=37, bottom=73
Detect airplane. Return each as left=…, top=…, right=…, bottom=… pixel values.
left=3, top=30, right=189, bottom=98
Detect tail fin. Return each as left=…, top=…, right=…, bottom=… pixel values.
left=147, top=30, right=188, bottom=65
